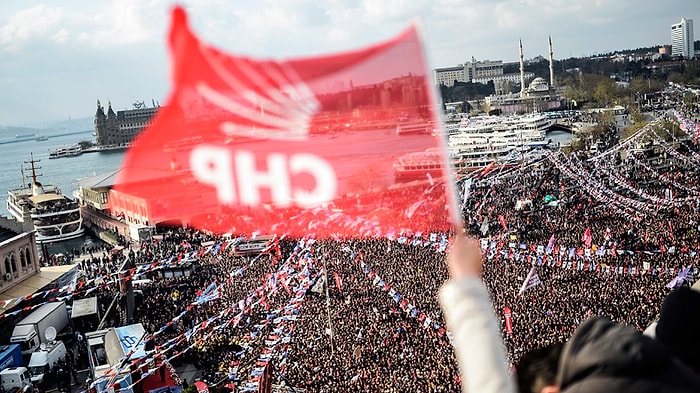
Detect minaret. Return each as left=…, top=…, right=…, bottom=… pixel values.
left=519, top=39, right=526, bottom=97
left=549, top=36, right=555, bottom=88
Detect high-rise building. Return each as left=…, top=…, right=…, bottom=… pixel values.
left=671, top=18, right=694, bottom=59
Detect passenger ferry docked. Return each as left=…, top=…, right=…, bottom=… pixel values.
left=396, top=122, right=433, bottom=135
left=48, top=144, right=83, bottom=159
left=449, top=112, right=551, bottom=149
left=392, top=146, right=518, bottom=181
left=392, top=113, right=551, bottom=181
left=6, top=155, right=84, bottom=242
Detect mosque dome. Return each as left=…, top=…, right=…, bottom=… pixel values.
left=529, top=77, right=549, bottom=92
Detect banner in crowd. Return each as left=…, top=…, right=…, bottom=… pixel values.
left=666, top=265, right=694, bottom=289
left=518, top=266, right=541, bottom=295
left=113, top=6, right=457, bottom=238
left=504, top=306, right=513, bottom=335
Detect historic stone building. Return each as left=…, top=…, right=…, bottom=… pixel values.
left=93, top=100, right=159, bottom=146
left=0, top=217, right=40, bottom=296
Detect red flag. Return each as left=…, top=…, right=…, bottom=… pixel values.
left=476, top=161, right=496, bottom=178
left=669, top=220, right=675, bottom=239
left=194, top=381, right=209, bottom=393
left=498, top=214, right=508, bottom=231
left=112, top=6, right=457, bottom=238
left=333, top=272, right=343, bottom=293
left=504, top=306, right=513, bottom=335
left=582, top=227, right=592, bottom=248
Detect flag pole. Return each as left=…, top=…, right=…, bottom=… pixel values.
left=322, top=252, right=335, bottom=357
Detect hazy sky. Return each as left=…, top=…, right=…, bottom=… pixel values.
left=1, top=0, right=698, bottom=126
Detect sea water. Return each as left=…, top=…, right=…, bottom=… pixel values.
left=0, top=129, right=124, bottom=254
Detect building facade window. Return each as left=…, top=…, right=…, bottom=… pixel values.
left=20, top=250, right=27, bottom=272
left=10, top=254, right=17, bottom=277
left=3, top=257, right=10, bottom=280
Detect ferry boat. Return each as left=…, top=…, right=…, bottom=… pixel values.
left=392, top=150, right=446, bottom=181
left=6, top=155, right=84, bottom=242
left=393, top=135, right=531, bottom=181
left=431, top=122, right=460, bottom=138
left=396, top=122, right=433, bottom=135
left=392, top=148, right=518, bottom=181
left=392, top=114, right=552, bottom=181
left=450, top=112, right=551, bottom=149
left=49, top=144, right=83, bottom=159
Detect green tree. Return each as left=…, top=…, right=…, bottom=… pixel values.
left=593, top=78, right=617, bottom=106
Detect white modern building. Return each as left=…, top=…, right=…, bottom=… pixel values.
left=473, top=72, right=534, bottom=85
left=434, top=58, right=504, bottom=86
left=433, top=65, right=468, bottom=87
left=671, top=18, right=694, bottom=59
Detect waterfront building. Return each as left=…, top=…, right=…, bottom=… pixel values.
left=473, top=72, right=534, bottom=85
left=73, top=169, right=135, bottom=242
left=93, top=100, right=159, bottom=147
left=433, top=65, right=468, bottom=87
left=671, top=18, right=694, bottom=59
left=0, top=217, right=40, bottom=290
left=433, top=58, right=504, bottom=86
left=0, top=217, right=46, bottom=316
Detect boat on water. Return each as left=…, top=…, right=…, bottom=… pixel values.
left=392, top=147, right=519, bottom=181
left=6, top=155, right=84, bottom=242
left=396, top=122, right=433, bottom=136
left=49, top=144, right=83, bottom=159
left=449, top=112, right=551, bottom=149
left=392, top=150, right=446, bottom=181
left=392, top=113, right=552, bottom=181
left=432, top=122, right=460, bottom=137
left=35, top=135, right=49, bottom=141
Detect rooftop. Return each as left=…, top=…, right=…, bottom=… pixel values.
left=0, top=227, right=18, bottom=244
left=76, top=169, right=122, bottom=189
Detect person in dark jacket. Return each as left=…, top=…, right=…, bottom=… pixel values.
left=655, top=286, right=700, bottom=374
left=557, top=316, right=700, bottom=393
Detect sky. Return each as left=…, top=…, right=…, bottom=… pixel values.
left=0, top=0, right=699, bottom=126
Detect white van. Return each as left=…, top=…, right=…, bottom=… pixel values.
left=28, top=340, right=67, bottom=384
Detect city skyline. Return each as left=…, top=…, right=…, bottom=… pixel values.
left=1, top=0, right=699, bottom=126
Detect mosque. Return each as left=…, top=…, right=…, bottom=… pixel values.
left=485, top=37, right=565, bottom=114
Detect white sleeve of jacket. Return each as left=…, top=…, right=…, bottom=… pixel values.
left=439, top=277, right=516, bottom=393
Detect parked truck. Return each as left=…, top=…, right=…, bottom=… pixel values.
left=28, top=340, right=67, bottom=386
left=10, top=302, right=69, bottom=360
left=0, top=367, right=33, bottom=393
left=0, top=345, right=23, bottom=371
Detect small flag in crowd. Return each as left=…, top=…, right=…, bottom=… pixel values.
left=518, top=266, right=542, bottom=295
left=194, top=380, right=209, bottom=393
left=582, top=227, right=592, bottom=248
left=462, top=178, right=472, bottom=203
left=195, top=282, right=221, bottom=304
left=333, top=272, right=343, bottom=293
left=480, top=216, right=489, bottom=236
left=476, top=161, right=496, bottom=178
left=498, top=214, right=508, bottom=231
left=667, top=265, right=695, bottom=289
left=545, top=234, right=555, bottom=254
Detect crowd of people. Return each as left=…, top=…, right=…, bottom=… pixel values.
left=59, top=108, right=700, bottom=392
